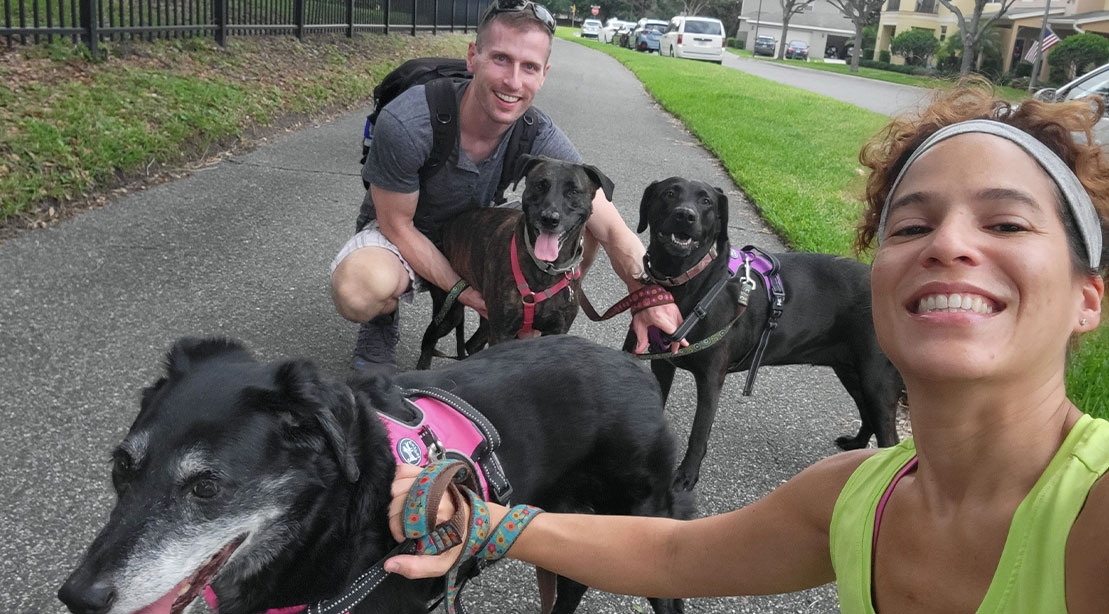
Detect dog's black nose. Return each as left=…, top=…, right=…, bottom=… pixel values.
left=672, top=207, right=698, bottom=227
left=58, top=577, right=116, bottom=614
left=540, top=210, right=561, bottom=228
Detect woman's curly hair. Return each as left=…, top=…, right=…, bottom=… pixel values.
left=855, top=80, right=1109, bottom=276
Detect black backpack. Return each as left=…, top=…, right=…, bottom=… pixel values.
left=361, top=57, right=540, bottom=204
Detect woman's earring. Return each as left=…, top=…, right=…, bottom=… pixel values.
left=1080, top=318, right=1088, bottom=326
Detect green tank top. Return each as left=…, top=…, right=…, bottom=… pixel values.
left=830, top=414, right=1109, bottom=613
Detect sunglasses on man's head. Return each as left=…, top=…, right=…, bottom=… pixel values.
left=480, top=0, right=557, bottom=34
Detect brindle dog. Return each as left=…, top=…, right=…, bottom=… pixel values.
left=631, top=177, right=903, bottom=491
left=417, top=155, right=614, bottom=369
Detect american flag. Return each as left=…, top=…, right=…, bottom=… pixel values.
left=1024, top=28, right=1061, bottom=63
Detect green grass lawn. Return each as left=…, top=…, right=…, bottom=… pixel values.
left=0, top=33, right=470, bottom=223
left=561, top=29, right=1107, bottom=418
left=725, top=48, right=1029, bottom=103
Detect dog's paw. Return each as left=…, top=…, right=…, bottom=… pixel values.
left=671, top=466, right=700, bottom=492
left=835, top=434, right=868, bottom=450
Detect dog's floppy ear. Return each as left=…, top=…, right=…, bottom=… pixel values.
left=713, top=187, right=729, bottom=253
left=637, top=180, right=661, bottom=234
left=163, top=336, right=251, bottom=379
left=261, top=360, right=361, bottom=483
left=510, top=154, right=546, bottom=191
left=580, top=164, right=615, bottom=202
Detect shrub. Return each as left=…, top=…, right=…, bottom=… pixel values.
left=1013, top=61, right=1033, bottom=78
left=891, top=29, right=938, bottom=66
left=878, top=49, right=890, bottom=63
left=1049, top=33, right=1109, bottom=81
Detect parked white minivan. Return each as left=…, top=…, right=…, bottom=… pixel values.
left=659, top=16, right=726, bottom=64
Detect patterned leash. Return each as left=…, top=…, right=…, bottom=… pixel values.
left=403, top=460, right=544, bottom=614
left=433, top=279, right=471, bottom=326
left=579, top=284, right=675, bottom=321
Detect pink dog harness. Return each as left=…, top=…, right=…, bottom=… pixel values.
left=203, top=387, right=512, bottom=614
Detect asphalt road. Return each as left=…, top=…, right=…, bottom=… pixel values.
left=721, top=52, right=932, bottom=117
left=0, top=37, right=883, bottom=613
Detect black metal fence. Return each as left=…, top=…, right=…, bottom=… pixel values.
left=2, top=0, right=485, bottom=57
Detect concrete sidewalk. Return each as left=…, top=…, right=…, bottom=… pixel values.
left=0, top=37, right=866, bottom=612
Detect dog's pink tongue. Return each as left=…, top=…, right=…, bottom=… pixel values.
left=534, top=232, right=560, bottom=262
left=134, top=581, right=186, bottom=614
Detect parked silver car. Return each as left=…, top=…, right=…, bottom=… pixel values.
left=1033, top=62, right=1109, bottom=146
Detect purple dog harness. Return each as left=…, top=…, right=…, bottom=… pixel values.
left=203, top=387, right=512, bottom=614
left=644, top=245, right=786, bottom=396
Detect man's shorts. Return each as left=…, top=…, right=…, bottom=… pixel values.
left=329, top=221, right=427, bottom=303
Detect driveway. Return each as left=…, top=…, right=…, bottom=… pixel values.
left=1, top=37, right=867, bottom=613
left=722, top=52, right=933, bottom=116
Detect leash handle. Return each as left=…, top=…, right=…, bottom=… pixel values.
left=403, top=461, right=544, bottom=614
left=579, top=285, right=675, bottom=321
left=433, top=279, right=470, bottom=326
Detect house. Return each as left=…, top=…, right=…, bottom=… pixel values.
left=737, top=0, right=858, bottom=59
left=875, top=0, right=1109, bottom=78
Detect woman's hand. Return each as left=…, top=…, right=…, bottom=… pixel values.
left=385, top=464, right=465, bottom=578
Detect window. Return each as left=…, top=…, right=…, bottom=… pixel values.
left=940, top=25, right=947, bottom=41
left=888, top=0, right=901, bottom=11
left=914, top=0, right=937, bottom=13
left=685, top=20, right=723, bottom=35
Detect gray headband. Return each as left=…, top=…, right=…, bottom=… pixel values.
left=878, top=119, right=1103, bottom=269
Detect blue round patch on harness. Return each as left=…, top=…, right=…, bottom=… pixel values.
left=397, top=438, right=423, bottom=465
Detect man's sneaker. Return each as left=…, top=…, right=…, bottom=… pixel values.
left=352, top=311, right=399, bottom=375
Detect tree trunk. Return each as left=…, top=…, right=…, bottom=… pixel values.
left=851, top=25, right=863, bottom=72
left=960, top=34, right=975, bottom=75
left=778, top=13, right=792, bottom=59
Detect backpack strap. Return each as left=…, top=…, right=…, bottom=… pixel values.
left=420, top=77, right=461, bottom=183
left=494, top=107, right=540, bottom=205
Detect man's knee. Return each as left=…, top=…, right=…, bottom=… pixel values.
left=331, top=247, right=408, bottom=322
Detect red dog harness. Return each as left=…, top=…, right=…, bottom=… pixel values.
left=511, top=234, right=581, bottom=338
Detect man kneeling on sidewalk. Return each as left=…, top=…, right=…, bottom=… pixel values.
left=329, top=0, right=682, bottom=372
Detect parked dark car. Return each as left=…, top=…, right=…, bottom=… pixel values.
left=753, top=35, right=776, bottom=57
left=785, top=40, right=809, bottom=60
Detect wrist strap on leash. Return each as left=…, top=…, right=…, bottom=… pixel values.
left=404, top=460, right=544, bottom=613
left=433, top=279, right=471, bottom=326
left=579, top=285, right=675, bottom=321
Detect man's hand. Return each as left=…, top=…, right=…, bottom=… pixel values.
left=630, top=303, right=687, bottom=354
left=385, top=464, right=464, bottom=579
left=458, top=287, right=488, bottom=319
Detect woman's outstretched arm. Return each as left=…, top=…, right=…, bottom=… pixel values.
left=386, top=449, right=873, bottom=598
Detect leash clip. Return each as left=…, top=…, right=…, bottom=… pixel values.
left=738, top=254, right=757, bottom=307
left=418, top=425, right=446, bottom=463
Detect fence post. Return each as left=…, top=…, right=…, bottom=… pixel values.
left=347, top=0, right=354, bottom=37
left=80, top=0, right=99, bottom=59
left=410, top=0, right=416, bottom=35
left=384, top=0, right=390, bottom=34
left=295, top=0, right=305, bottom=41
left=214, top=0, right=227, bottom=46
left=463, top=0, right=468, bottom=32
left=451, top=0, right=456, bottom=32
left=433, top=0, right=437, bottom=35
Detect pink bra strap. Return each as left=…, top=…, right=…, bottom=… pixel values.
left=872, top=456, right=918, bottom=553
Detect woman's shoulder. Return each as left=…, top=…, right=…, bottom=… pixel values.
left=1064, top=469, right=1109, bottom=613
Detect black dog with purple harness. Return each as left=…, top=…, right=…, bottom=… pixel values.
left=631, top=177, right=903, bottom=492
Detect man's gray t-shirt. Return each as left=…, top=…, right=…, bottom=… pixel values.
left=356, top=80, right=581, bottom=241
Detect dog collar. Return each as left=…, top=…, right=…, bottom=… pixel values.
left=645, top=245, right=719, bottom=287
